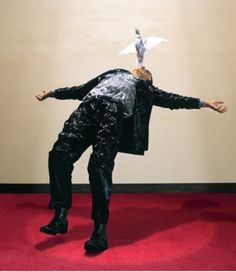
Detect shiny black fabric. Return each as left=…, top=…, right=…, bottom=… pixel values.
left=48, top=96, right=124, bottom=223
left=84, top=72, right=137, bottom=118
left=54, top=68, right=201, bottom=155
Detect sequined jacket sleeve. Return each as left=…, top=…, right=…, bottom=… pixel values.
left=52, top=76, right=100, bottom=100
left=151, top=86, right=201, bottom=109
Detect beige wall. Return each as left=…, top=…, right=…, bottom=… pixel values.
left=0, top=0, right=235, bottom=184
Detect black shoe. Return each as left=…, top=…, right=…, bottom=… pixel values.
left=84, top=223, right=108, bottom=252
left=40, top=218, right=68, bottom=235
left=40, top=207, right=68, bottom=235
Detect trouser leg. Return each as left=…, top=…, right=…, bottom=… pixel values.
left=48, top=103, right=92, bottom=209
left=87, top=99, right=124, bottom=224
left=88, top=154, right=114, bottom=224
left=48, top=147, right=76, bottom=209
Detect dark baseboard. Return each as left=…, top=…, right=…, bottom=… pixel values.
left=0, top=183, right=236, bottom=193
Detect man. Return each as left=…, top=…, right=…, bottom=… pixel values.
left=36, top=66, right=227, bottom=252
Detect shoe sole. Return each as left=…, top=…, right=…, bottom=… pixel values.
left=40, top=227, right=68, bottom=235
left=84, top=241, right=108, bottom=252
left=39, top=222, right=68, bottom=235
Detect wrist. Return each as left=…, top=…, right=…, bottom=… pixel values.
left=200, top=100, right=211, bottom=108
left=47, top=90, right=55, bottom=98
left=199, top=99, right=206, bottom=108
left=203, top=101, right=212, bottom=108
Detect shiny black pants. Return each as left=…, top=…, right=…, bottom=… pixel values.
left=48, top=96, right=124, bottom=224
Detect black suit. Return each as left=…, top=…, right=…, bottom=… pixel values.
left=48, top=68, right=201, bottom=223
left=53, top=68, right=201, bottom=155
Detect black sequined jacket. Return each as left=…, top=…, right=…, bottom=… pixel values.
left=53, top=69, right=201, bottom=155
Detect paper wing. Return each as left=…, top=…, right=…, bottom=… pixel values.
left=144, top=36, right=168, bottom=50
left=119, top=42, right=136, bottom=55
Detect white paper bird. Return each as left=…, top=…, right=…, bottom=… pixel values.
left=119, top=28, right=168, bottom=67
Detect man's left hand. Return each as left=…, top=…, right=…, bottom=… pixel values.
left=203, top=100, right=228, bottom=113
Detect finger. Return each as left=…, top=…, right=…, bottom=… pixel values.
left=218, top=107, right=224, bottom=112
left=36, top=95, right=43, bottom=100
left=219, top=106, right=227, bottom=113
left=220, top=105, right=227, bottom=111
left=218, top=105, right=224, bottom=111
left=223, top=107, right=228, bottom=112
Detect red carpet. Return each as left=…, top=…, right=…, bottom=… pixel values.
left=0, top=192, right=236, bottom=270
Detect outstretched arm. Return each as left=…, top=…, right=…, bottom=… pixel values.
left=152, top=87, right=227, bottom=113
left=35, top=76, right=100, bottom=102
left=152, top=87, right=202, bottom=109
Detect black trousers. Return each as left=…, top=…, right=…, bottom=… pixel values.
left=48, top=96, right=124, bottom=224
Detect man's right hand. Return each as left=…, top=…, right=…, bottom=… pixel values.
left=35, top=90, right=50, bottom=101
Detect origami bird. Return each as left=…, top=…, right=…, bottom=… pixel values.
left=120, top=28, right=168, bottom=67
